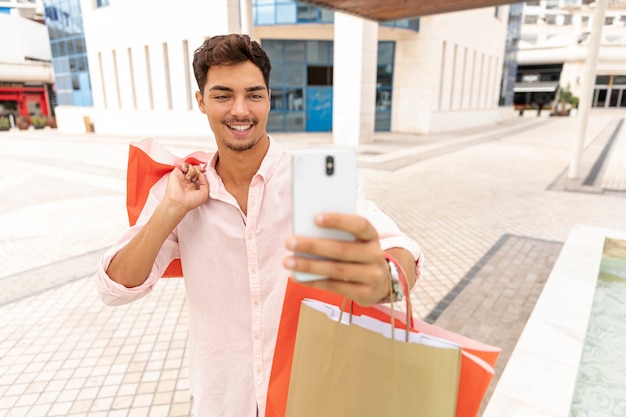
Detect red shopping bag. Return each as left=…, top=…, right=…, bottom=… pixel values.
left=266, top=279, right=501, bottom=417
left=126, top=138, right=211, bottom=277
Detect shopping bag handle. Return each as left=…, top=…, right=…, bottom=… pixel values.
left=338, top=253, right=414, bottom=342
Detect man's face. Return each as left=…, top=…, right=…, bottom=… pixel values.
left=196, top=60, right=270, bottom=152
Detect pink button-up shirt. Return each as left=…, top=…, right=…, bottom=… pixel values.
left=95, top=137, right=422, bottom=417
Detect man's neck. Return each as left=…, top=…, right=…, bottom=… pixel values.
left=215, top=135, right=270, bottom=186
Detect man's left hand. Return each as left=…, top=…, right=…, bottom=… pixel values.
left=283, top=213, right=394, bottom=306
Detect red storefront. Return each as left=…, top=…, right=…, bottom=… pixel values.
left=0, top=84, right=51, bottom=118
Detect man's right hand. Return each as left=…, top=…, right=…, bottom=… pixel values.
left=163, top=162, right=210, bottom=215
left=106, top=162, right=209, bottom=288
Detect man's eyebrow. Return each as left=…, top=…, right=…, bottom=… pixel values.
left=246, top=86, right=267, bottom=93
left=208, top=85, right=233, bottom=92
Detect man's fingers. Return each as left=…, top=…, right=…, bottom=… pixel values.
left=315, top=212, right=378, bottom=242
left=283, top=254, right=387, bottom=285
left=286, top=235, right=377, bottom=263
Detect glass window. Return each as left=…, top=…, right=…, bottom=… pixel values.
left=96, top=0, right=110, bottom=7
left=306, top=41, right=331, bottom=64
left=270, top=64, right=285, bottom=87
left=613, top=75, right=626, bottom=85
left=375, top=112, right=391, bottom=132
left=594, top=89, right=607, bottom=107
left=256, top=5, right=275, bottom=25
left=524, top=15, right=538, bottom=24
left=267, top=112, right=284, bottom=131
left=285, top=89, right=304, bottom=111
left=377, top=65, right=393, bottom=87
left=297, top=4, right=317, bottom=22
left=376, top=90, right=392, bottom=111
left=596, top=75, right=611, bottom=84
left=270, top=89, right=284, bottom=110
left=319, top=8, right=334, bottom=22
left=276, top=3, right=296, bottom=23
left=285, top=112, right=305, bottom=131
left=307, top=66, right=332, bottom=86
left=378, top=42, right=394, bottom=65
left=285, top=64, right=305, bottom=85
left=284, top=41, right=305, bottom=62
left=620, top=90, right=626, bottom=107
left=262, top=40, right=283, bottom=64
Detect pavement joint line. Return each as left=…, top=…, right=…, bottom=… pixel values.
left=424, top=234, right=563, bottom=324
left=583, top=118, right=624, bottom=186
left=548, top=117, right=624, bottom=192
left=359, top=118, right=551, bottom=171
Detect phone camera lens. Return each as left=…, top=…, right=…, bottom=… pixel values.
left=326, top=156, right=334, bottom=176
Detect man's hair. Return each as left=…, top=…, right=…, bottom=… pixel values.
left=192, top=34, right=272, bottom=92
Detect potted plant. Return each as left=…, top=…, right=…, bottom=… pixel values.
left=46, top=116, right=57, bottom=129
left=16, top=116, right=30, bottom=130
left=0, top=117, right=10, bottom=131
left=31, top=116, right=47, bottom=129
left=553, top=85, right=579, bottom=117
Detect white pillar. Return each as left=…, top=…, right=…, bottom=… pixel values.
left=332, top=12, right=378, bottom=146
left=240, top=0, right=256, bottom=40
left=568, top=0, right=607, bottom=179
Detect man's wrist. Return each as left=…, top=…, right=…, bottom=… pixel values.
left=378, top=253, right=405, bottom=303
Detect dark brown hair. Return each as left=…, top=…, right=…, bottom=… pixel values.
left=192, top=34, right=271, bottom=92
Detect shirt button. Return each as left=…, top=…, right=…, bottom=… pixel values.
left=248, top=234, right=254, bottom=241
left=251, top=267, right=257, bottom=274
left=254, top=333, right=260, bottom=341
left=253, top=300, right=260, bottom=307
left=256, top=368, right=262, bottom=375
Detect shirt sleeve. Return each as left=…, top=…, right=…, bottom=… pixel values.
left=94, top=175, right=180, bottom=306
left=355, top=181, right=424, bottom=292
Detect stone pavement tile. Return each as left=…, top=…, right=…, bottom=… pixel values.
left=0, top=276, right=192, bottom=417
left=427, top=234, right=563, bottom=416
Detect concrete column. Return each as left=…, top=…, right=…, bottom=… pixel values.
left=239, top=0, right=256, bottom=40
left=332, top=12, right=378, bottom=146
left=568, top=0, right=607, bottom=179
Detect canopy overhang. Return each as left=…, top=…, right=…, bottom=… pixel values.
left=296, top=0, right=518, bottom=21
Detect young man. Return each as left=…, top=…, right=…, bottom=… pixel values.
left=96, top=34, right=422, bottom=417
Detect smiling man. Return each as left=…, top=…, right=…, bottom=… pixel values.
left=95, top=34, right=422, bottom=417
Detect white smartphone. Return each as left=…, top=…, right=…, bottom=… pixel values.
left=291, top=147, right=357, bottom=282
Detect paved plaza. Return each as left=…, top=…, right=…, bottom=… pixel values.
left=1, top=110, right=625, bottom=416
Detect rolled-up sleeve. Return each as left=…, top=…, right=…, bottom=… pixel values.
left=95, top=176, right=180, bottom=306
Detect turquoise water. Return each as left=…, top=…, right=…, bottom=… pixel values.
left=569, top=242, right=626, bottom=417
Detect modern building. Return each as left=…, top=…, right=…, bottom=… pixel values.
left=43, top=0, right=93, bottom=107
left=55, top=0, right=513, bottom=142
left=515, top=0, right=626, bottom=110
left=0, top=0, right=54, bottom=123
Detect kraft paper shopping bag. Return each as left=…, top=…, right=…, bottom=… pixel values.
left=284, top=299, right=461, bottom=417
left=266, top=279, right=500, bottom=417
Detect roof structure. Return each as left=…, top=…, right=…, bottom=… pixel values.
left=296, top=0, right=518, bottom=21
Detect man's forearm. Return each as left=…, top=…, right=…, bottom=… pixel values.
left=107, top=202, right=186, bottom=288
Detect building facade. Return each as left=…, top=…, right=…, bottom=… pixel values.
left=515, top=0, right=626, bottom=110
left=55, top=0, right=512, bottom=141
left=0, top=1, right=54, bottom=123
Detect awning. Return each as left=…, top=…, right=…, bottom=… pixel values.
left=296, top=0, right=518, bottom=21
left=514, top=82, right=559, bottom=93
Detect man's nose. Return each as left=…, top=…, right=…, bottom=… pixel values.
left=230, top=96, right=249, bottom=116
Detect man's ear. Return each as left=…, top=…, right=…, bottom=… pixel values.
left=195, top=91, right=206, bottom=114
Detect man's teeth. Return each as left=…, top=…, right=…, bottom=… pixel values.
left=229, top=125, right=251, bottom=132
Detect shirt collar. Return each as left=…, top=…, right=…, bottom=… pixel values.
left=206, top=135, right=285, bottom=187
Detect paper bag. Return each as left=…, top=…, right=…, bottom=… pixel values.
left=126, top=138, right=211, bottom=277
left=266, top=280, right=500, bottom=417
left=285, top=299, right=461, bottom=417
